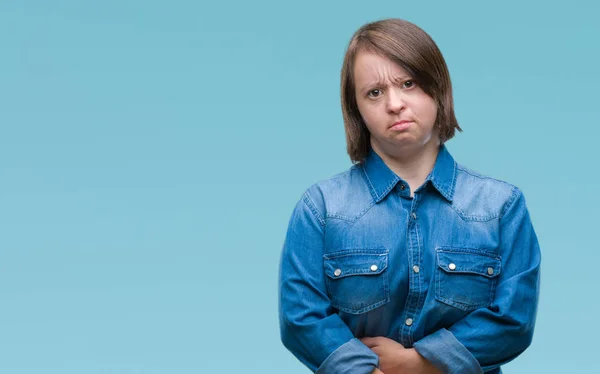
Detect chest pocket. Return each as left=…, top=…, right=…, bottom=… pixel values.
left=323, top=249, right=390, bottom=314
left=435, top=248, right=501, bottom=311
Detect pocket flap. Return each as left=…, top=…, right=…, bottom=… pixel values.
left=437, top=249, right=501, bottom=278
left=324, top=250, right=388, bottom=279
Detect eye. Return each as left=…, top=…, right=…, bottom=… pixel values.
left=402, top=80, right=416, bottom=89
left=367, top=89, right=383, bottom=98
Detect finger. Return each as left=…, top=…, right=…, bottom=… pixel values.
left=360, top=336, right=381, bottom=347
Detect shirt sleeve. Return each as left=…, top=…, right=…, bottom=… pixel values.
left=279, top=189, right=379, bottom=373
left=413, top=187, right=541, bottom=373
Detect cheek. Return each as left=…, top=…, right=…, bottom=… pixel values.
left=356, top=102, right=376, bottom=126
left=359, top=102, right=385, bottom=124
left=416, top=97, right=438, bottom=124
left=428, top=103, right=438, bottom=123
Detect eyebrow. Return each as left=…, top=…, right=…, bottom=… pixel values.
left=360, top=75, right=411, bottom=94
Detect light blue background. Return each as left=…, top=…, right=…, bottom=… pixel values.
left=1, top=0, right=598, bottom=372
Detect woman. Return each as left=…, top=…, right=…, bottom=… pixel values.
left=278, top=18, right=540, bottom=374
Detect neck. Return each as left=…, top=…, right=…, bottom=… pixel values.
left=372, top=140, right=440, bottom=194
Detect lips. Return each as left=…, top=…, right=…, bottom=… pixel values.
left=390, top=120, right=413, bottom=131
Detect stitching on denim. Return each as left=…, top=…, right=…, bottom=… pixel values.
left=399, top=218, right=410, bottom=346
left=336, top=296, right=391, bottom=315
left=416, top=197, right=425, bottom=344
left=325, top=267, right=386, bottom=278
left=360, top=162, right=400, bottom=203
left=326, top=199, right=376, bottom=222
left=435, top=246, right=501, bottom=310
left=449, top=166, right=502, bottom=221
left=380, top=176, right=399, bottom=201
left=406, top=194, right=422, bottom=346
left=324, top=248, right=388, bottom=258
left=457, top=165, right=516, bottom=188
left=448, top=202, right=499, bottom=222
left=435, top=295, right=489, bottom=311
left=302, top=192, right=325, bottom=227
left=321, top=165, right=378, bottom=222
left=436, top=246, right=501, bottom=259
left=410, top=237, right=420, bottom=345
left=326, top=213, right=353, bottom=221
left=403, top=205, right=416, bottom=346
left=436, top=250, right=442, bottom=308
left=324, top=265, right=333, bottom=304
left=432, top=160, right=456, bottom=202
left=325, top=250, right=391, bottom=314
left=456, top=165, right=495, bottom=180
left=499, top=186, right=519, bottom=220
left=488, top=278, right=497, bottom=305
left=449, top=159, right=457, bottom=199
left=456, top=166, right=518, bottom=219
left=360, top=164, right=379, bottom=202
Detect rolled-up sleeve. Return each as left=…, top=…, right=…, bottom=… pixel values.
left=413, top=187, right=541, bottom=373
left=279, top=189, right=379, bottom=373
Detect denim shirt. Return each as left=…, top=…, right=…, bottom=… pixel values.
left=278, top=145, right=541, bottom=374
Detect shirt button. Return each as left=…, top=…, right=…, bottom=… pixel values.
left=334, top=269, right=342, bottom=277
left=399, top=184, right=406, bottom=190
left=405, top=318, right=413, bottom=326
left=448, top=263, right=457, bottom=270
left=370, top=264, right=378, bottom=272
left=411, top=212, right=417, bottom=219
left=413, top=265, right=420, bottom=273
left=487, top=267, right=494, bottom=275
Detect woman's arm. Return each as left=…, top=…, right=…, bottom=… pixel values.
left=412, top=187, right=541, bottom=373
left=279, top=189, right=380, bottom=373
left=361, top=337, right=441, bottom=374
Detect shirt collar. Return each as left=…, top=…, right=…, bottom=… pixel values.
left=360, top=144, right=457, bottom=203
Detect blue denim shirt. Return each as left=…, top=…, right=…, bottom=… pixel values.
left=278, top=145, right=541, bottom=373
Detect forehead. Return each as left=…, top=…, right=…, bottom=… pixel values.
left=353, top=50, right=408, bottom=86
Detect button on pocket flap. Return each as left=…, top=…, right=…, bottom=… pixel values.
left=437, top=249, right=501, bottom=278
left=324, top=250, right=388, bottom=279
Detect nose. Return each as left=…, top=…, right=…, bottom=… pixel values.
left=386, top=88, right=405, bottom=113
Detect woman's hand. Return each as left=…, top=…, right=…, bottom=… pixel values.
left=361, top=337, right=441, bottom=374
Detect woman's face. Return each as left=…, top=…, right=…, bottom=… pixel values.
left=353, top=50, right=439, bottom=158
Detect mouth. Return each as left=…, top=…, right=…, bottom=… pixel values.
left=390, top=120, right=413, bottom=131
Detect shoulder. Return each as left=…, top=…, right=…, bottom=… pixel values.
left=452, top=163, right=523, bottom=221
left=300, top=164, right=373, bottom=221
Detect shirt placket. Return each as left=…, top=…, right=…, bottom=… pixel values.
left=399, top=191, right=427, bottom=347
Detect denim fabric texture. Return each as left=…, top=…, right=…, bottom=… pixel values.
left=278, top=145, right=541, bottom=374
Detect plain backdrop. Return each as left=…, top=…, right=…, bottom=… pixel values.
left=1, top=0, right=598, bottom=372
